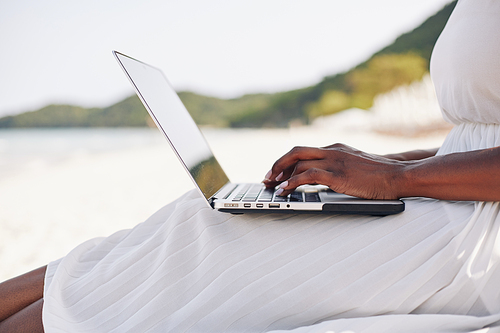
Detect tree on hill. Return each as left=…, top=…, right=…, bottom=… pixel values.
left=307, top=52, right=428, bottom=118
left=0, top=105, right=100, bottom=128
left=0, top=98, right=151, bottom=128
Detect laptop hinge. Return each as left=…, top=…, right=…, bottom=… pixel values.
left=209, top=182, right=236, bottom=209
left=208, top=197, right=216, bottom=208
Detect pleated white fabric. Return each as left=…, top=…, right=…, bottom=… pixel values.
left=43, top=0, right=500, bottom=331
left=42, top=189, right=500, bottom=332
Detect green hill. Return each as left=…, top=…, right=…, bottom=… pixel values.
left=0, top=97, right=148, bottom=128
left=0, top=93, right=279, bottom=128
left=0, top=1, right=456, bottom=129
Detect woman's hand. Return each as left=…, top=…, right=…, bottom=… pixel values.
left=263, top=143, right=407, bottom=200
left=263, top=144, right=500, bottom=202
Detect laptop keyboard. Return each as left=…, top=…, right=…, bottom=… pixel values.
left=231, top=184, right=320, bottom=203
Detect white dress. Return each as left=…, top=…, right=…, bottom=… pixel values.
left=42, top=0, right=500, bottom=332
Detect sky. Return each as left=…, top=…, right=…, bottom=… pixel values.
left=0, top=0, right=452, bottom=117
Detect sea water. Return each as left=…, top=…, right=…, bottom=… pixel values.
left=0, top=128, right=165, bottom=178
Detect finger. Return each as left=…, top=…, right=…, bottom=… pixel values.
left=265, top=152, right=333, bottom=189
left=288, top=160, right=330, bottom=178
left=269, top=158, right=329, bottom=187
left=263, top=164, right=296, bottom=188
left=277, top=168, right=340, bottom=196
left=269, top=160, right=325, bottom=189
left=264, top=146, right=325, bottom=184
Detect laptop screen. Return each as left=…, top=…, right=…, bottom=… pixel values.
left=114, top=52, right=229, bottom=201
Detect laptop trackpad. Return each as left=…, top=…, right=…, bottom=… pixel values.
left=318, top=189, right=367, bottom=202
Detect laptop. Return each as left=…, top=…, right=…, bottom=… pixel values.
left=113, top=51, right=404, bottom=215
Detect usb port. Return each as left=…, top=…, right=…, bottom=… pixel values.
left=244, top=203, right=251, bottom=208
left=256, top=203, right=264, bottom=208
left=269, top=203, right=280, bottom=208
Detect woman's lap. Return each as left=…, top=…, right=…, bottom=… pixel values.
left=42, top=190, right=500, bottom=332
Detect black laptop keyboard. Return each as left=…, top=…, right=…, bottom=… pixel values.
left=231, top=184, right=320, bottom=203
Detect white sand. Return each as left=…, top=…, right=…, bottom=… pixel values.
left=0, top=126, right=449, bottom=282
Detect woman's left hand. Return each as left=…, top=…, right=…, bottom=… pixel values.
left=263, top=143, right=406, bottom=200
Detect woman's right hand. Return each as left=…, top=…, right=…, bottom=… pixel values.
left=263, top=144, right=500, bottom=202
left=263, top=143, right=407, bottom=200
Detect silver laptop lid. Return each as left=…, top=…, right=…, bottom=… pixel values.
left=113, top=51, right=230, bottom=201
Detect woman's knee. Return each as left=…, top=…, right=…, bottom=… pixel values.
left=0, top=298, right=44, bottom=333
left=0, top=266, right=46, bottom=321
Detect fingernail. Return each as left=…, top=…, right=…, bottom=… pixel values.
left=275, top=171, right=284, bottom=181
left=264, top=170, right=272, bottom=181
left=279, top=181, right=288, bottom=189
left=275, top=188, right=284, bottom=196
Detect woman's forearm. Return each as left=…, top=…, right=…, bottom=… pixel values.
left=383, top=148, right=439, bottom=161
left=398, top=147, right=500, bottom=201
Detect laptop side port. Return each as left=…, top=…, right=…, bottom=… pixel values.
left=244, top=203, right=251, bottom=208
left=256, top=203, right=264, bottom=208
left=269, top=203, right=280, bottom=208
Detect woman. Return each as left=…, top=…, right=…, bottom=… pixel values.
left=2, top=0, right=500, bottom=331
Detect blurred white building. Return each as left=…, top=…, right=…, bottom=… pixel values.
left=370, top=74, right=451, bottom=136
left=312, top=74, right=452, bottom=136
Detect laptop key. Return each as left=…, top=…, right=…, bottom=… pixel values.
left=305, top=193, right=320, bottom=202
left=257, top=188, right=273, bottom=202
left=273, top=196, right=288, bottom=202
left=290, top=191, right=303, bottom=202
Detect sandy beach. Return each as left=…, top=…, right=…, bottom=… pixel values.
left=0, top=124, right=449, bottom=282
